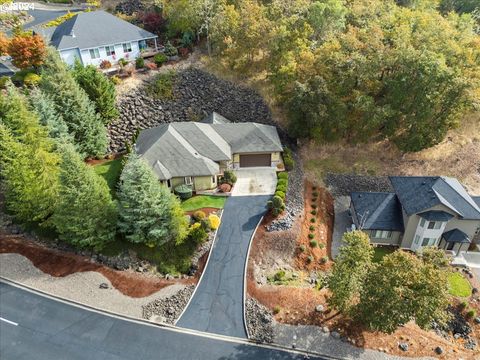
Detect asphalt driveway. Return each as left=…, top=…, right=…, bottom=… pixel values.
left=332, top=196, right=352, bottom=259
left=232, top=168, right=277, bottom=196
left=176, top=195, right=270, bottom=338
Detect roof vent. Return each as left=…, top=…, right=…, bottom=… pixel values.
left=70, top=30, right=75, bottom=38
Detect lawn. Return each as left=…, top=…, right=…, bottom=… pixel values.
left=93, top=157, right=123, bottom=196
left=372, top=246, right=396, bottom=263
left=447, top=272, right=472, bottom=297
left=181, top=195, right=227, bottom=212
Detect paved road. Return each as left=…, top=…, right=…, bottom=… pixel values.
left=0, top=282, right=327, bottom=360
left=0, top=63, right=14, bottom=76
left=177, top=196, right=270, bottom=338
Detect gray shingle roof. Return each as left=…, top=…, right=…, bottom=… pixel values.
left=473, top=196, right=480, bottom=208
left=418, top=210, right=454, bottom=222
left=350, top=192, right=404, bottom=231
left=135, top=117, right=282, bottom=180
left=200, top=112, right=231, bottom=124
left=50, top=11, right=157, bottom=51
left=442, top=228, right=471, bottom=243
left=390, top=176, right=480, bottom=220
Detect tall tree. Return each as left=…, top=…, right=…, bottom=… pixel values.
left=117, top=154, right=188, bottom=247
left=51, top=144, right=117, bottom=249
left=72, top=61, right=119, bottom=124
left=7, top=33, right=46, bottom=69
left=0, top=84, right=60, bottom=223
left=0, top=32, right=9, bottom=56
left=40, top=48, right=107, bottom=157
left=327, top=231, right=373, bottom=314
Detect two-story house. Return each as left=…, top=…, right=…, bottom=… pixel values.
left=350, top=176, right=480, bottom=254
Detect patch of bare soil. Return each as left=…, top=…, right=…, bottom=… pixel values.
left=0, top=235, right=193, bottom=298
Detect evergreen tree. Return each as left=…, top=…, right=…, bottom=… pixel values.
left=0, top=84, right=60, bottom=223
left=72, top=61, right=119, bottom=124
left=51, top=144, right=117, bottom=249
left=29, top=88, right=72, bottom=143
left=117, top=154, right=188, bottom=247
left=40, top=48, right=107, bottom=158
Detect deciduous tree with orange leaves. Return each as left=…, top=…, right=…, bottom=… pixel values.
left=8, top=33, right=46, bottom=69
left=0, top=32, right=9, bottom=56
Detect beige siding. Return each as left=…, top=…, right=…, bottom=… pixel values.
left=400, top=209, right=419, bottom=249
left=271, top=152, right=280, bottom=161
left=171, top=177, right=184, bottom=189
left=194, top=176, right=216, bottom=191
left=367, top=230, right=401, bottom=246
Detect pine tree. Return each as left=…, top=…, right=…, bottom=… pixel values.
left=40, top=48, right=107, bottom=158
left=0, top=85, right=60, bottom=223
left=51, top=144, right=117, bottom=249
left=29, top=88, right=72, bottom=143
left=117, top=154, right=188, bottom=247
left=72, top=61, right=119, bottom=124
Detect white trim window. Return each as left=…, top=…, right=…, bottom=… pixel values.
left=89, top=48, right=100, bottom=59
left=122, top=42, right=132, bottom=53
left=184, top=176, right=193, bottom=186
left=427, top=221, right=442, bottom=230
left=422, top=237, right=436, bottom=246
left=105, top=45, right=116, bottom=57
left=372, top=230, right=392, bottom=239
left=420, top=218, right=426, bottom=227
left=414, top=235, right=420, bottom=244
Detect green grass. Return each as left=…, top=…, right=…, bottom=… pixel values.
left=93, top=158, right=123, bottom=196
left=181, top=195, right=226, bottom=212
left=447, top=272, right=472, bottom=297
left=372, top=246, right=396, bottom=263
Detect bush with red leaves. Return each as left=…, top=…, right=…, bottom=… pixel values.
left=140, top=12, right=166, bottom=34
left=219, top=183, right=232, bottom=193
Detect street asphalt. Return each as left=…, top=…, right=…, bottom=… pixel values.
left=0, top=282, right=328, bottom=360
left=176, top=195, right=270, bottom=338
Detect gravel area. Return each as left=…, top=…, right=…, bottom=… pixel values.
left=325, top=174, right=393, bottom=197
left=245, top=297, right=274, bottom=343
left=142, top=285, right=195, bottom=324
left=0, top=253, right=186, bottom=318
left=272, top=323, right=435, bottom=360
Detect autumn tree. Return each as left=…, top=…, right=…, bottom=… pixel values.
left=0, top=32, right=9, bottom=56
left=8, top=33, right=46, bottom=69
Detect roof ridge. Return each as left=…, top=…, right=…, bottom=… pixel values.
left=439, top=176, right=480, bottom=215
left=192, top=122, right=231, bottom=158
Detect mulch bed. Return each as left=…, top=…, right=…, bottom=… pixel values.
left=0, top=235, right=194, bottom=298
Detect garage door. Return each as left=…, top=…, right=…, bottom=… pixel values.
left=239, top=154, right=271, bottom=167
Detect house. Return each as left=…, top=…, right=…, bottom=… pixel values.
left=350, top=176, right=480, bottom=254
left=39, top=11, right=158, bottom=67
left=134, top=113, right=283, bottom=192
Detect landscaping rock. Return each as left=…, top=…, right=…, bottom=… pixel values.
left=322, top=326, right=329, bottom=333
left=245, top=298, right=274, bottom=343
left=474, top=317, right=480, bottom=324
left=142, top=285, right=195, bottom=324
left=465, top=338, right=477, bottom=350
left=325, top=174, right=392, bottom=197
left=99, top=282, right=109, bottom=289
left=435, top=346, right=443, bottom=355
left=399, top=343, right=409, bottom=352
left=315, top=305, right=324, bottom=313
left=331, top=331, right=340, bottom=339
left=115, top=0, right=145, bottom=16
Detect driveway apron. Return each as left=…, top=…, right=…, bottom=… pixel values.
left=176, top=195, right=270, bottom=338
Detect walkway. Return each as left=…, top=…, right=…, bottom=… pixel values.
left=176, top=195, right=270, bottom=338
left=0, top=282, right=328, bottom=360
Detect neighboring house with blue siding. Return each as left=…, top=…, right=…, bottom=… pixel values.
left=350, top=176, right=480, bottom=254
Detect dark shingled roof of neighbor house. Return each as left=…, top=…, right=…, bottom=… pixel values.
left=389, top=176, right=480, bottom=220
left=350, top=192, right=404, bottom=231
left=50, top=10, right=157, bottom=51
left=418, top=210, right=454, bottom=222
left=442, top=228, right=471, bottom=243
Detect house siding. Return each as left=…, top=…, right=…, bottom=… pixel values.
left=366, top=230, right=402, bottom=246
left=59, top=48, right=82, bottom=66
left=78, top=41, right=141, bottom=67
left=193, top=176, right=216, bottom=191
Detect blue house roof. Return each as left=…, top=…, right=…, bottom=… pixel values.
left=389, top=176, right=480, bottom=220
left=442, top=229, right=470, bottom=243
left=350, top=192, right=404, bottom=231
left=418, top=210, right=454, bottom=222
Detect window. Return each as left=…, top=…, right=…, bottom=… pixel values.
left=372, top=230, right=392, bottom=239
left=414, top=235, right=420, bottom=244
left=89, top=48, right=100, bottom=59
left=422, top=237, right=431, bottom=246
left=105, top=45, right=116, bottom=56
left=167, top=179, right=171, bottom=188
left=428, top=221, right=435, bottom=229
left=122, top=43, right=132, bottom=53
left=420, top=218, right=426, bottom=227
left=184, top=176, right=192, bottom=185
left=434, top=222, right=442, bottom=230
left=212, top=176, right=216, bottom=184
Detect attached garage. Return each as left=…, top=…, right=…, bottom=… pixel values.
left=239, top=153, right=271, bottom=167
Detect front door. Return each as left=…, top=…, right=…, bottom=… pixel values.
left=446, top=242, right=455, bottom=251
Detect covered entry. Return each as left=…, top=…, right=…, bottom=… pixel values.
left=239, top=153, right=271, bottom=167
left=439, top=228, right=471, bottom=256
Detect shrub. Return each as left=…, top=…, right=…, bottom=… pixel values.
left=275, top=190, right=285, bottom=199
left=320, top=256, right=329, bottom=264
left=312, top=204, right=317, bottom=209
left=208, top=214, right=220, bottom=230
left=269, top=195, right=285, bottom=217
left=135, top=57, right=145, bottom=69
left=222, top=170, right=237, bottom=185
left=309, top=225, right=315, bottom=231
left=153, top=53, right=168, bottom=66
left=200, top=217, right=211, bottom=232
left=308, top=233, right=315, bottom=239
left=164, top=41, right=178, bottom=57
left=118, top=58, right=129, bottom=67
left=319, top=243, right=325, bottom=249
left=179, top=47, right=189, bottom=57
left=189, top=222, right=208, bottom=245
left=311, top=209, right=317, bottom=215
left=99, top=60, right=112, bottom=69
left=307, top=255, right=314, bottom=263
left=175, top=184, right=192, bottom=199
left=219, top=183, right=232, bottom=192
left=459, top=301, right=468, bottom=310
left=23, top=72, right=41, bottom=87
left=145, top=62, right=157, bottom=70
left=310, top=217, right=316, bottom=223
left=310, top=240, right=318, bottom=247
left=193, top=210, right=206, bottom=221
left=312, top=186, right=316, bottom=190
left=277, top=178, right=288, bottom=187
left=299, top=244, right=306, bottom=252
left=274, top=270, right=286, bottom=281
left=110, top=75, right=121, bottom=85
left=276, top=184, right=287, bottom=193
left=312, top=197, right=318, bottom=202
left=277, top=172, right=288, bottom=180
left=180, top=31, right=194, bottom=48
left=283, top=147, right=295, bottom=171
left=466, top=309, right=477, bottom=319
left=312, top=191, right=319, bottom=197
left=273, top=305, right=281, bottom=315
left=145, top=72, right=175, bottom=99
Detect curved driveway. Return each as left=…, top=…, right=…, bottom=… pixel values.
left=0, top=282, right=328, bottom=360
left=176, top=195, right=270, bottom=338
